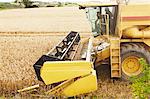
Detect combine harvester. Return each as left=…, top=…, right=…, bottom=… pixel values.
left=18, top=1, right=150, bottom=97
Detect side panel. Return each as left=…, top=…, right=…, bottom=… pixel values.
left=95, top=47, right=110, bottom=64
left=63, top=70, right=97, bottom=96
left=121, top=4, right=150, bottom=30
left=41, top=61, right=93, bottom=85
left=143, top=39, right=150, bottom=47
left=121, top=39, right=150, bottom=47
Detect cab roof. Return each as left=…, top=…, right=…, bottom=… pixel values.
left=78, top=1, right=118, bottom=7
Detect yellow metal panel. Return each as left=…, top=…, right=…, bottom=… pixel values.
left=41, top=61, right=93, bottom=85
left=121, top=21, right=150, bottom=30
left=121, top=4, right=150, bottom=30
left=62, top=70, right=97, bottom=96
left=95, top=47, right=110, bottom=64
left=121, top=38, right=150, bottom=47
left=121, top=4, right=150, bottom=17
left=143, top=39, right=150, bottom=46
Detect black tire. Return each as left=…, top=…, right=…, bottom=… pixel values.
left=121, top=43, right=150, bottom=80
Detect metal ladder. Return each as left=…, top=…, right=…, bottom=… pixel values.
left=110, top=37, right=121, bottom=78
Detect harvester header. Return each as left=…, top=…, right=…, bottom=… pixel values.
left=33, top=31, right=97, bottom=96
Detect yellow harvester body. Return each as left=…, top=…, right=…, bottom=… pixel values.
left=19, top=2, right=150, bottom=97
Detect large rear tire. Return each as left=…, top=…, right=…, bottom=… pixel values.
left=121, top=43, right=150, bottom=80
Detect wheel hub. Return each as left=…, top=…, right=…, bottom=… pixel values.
left=122, top=56, right=142, bottom=76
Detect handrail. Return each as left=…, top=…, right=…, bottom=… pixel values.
left=99, top=14, right=110, bottom=36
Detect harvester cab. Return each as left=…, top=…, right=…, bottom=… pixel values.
left=79, top=3, right=118, bottom=37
